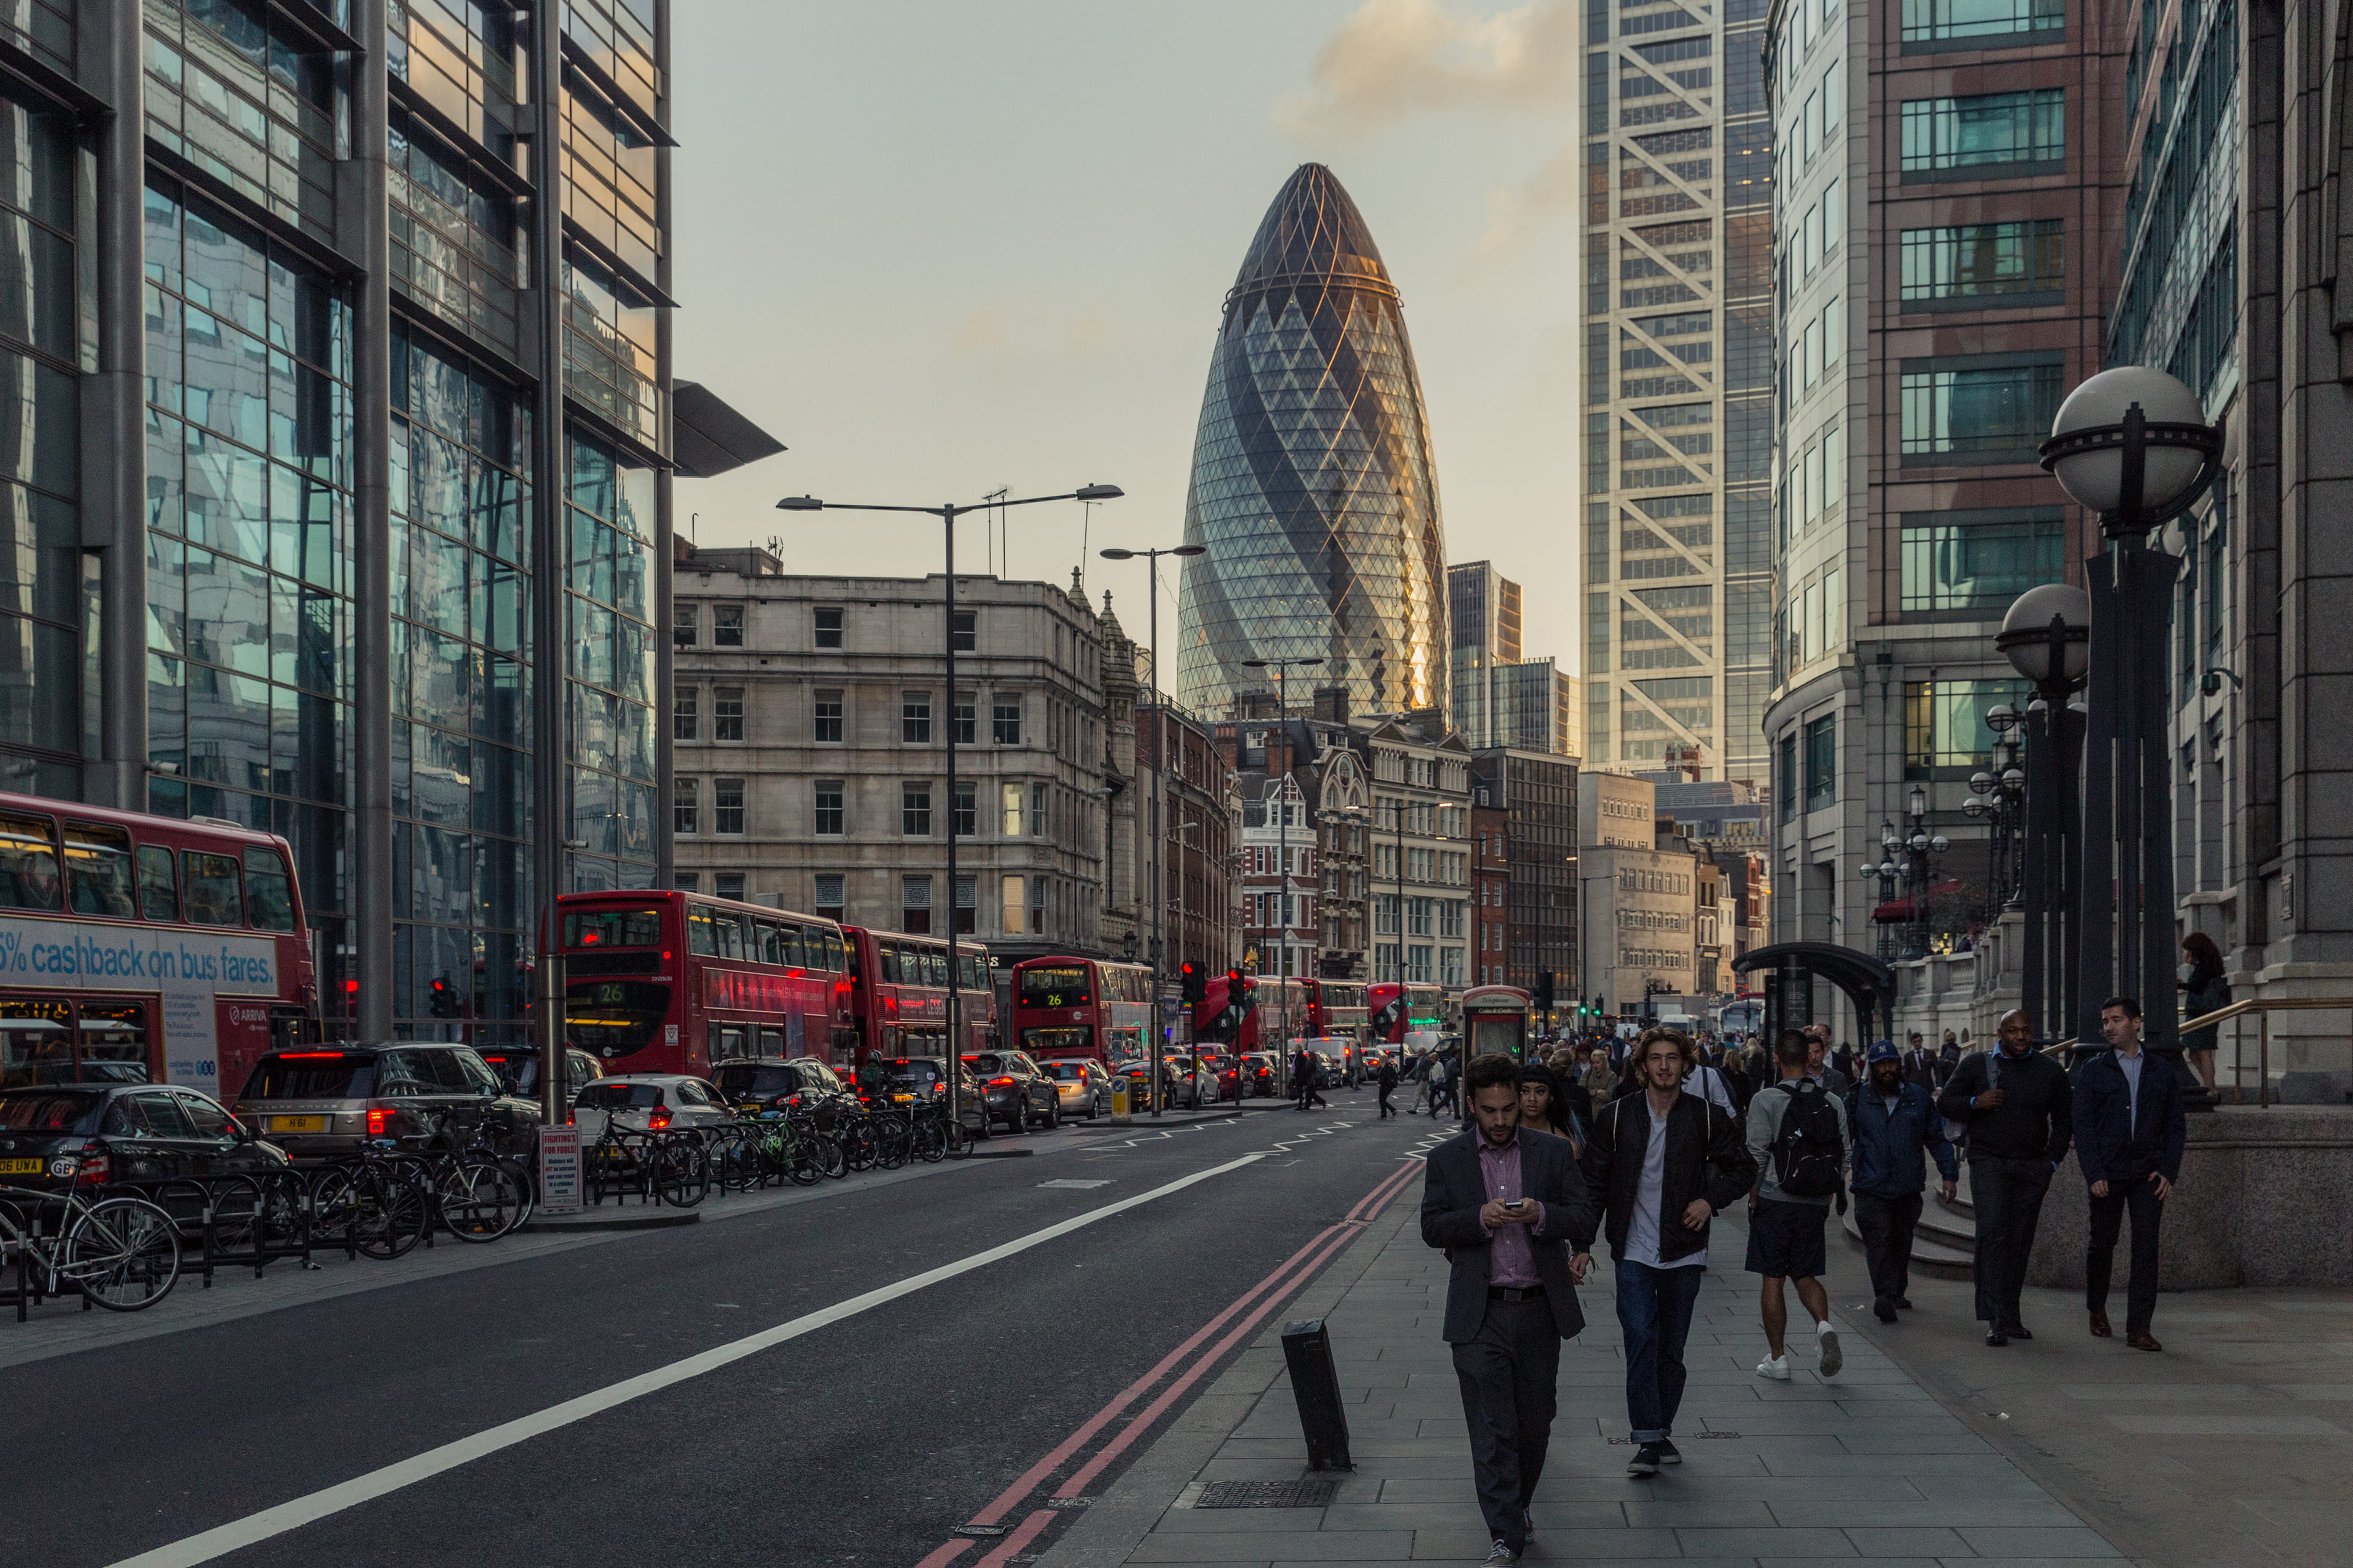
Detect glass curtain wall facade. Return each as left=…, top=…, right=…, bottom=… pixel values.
left=1176, top=164, right=1450, bottom=722
left=1581, top=0, right=1775, bottom=784
left=1, top=0, right=674, bottom=1047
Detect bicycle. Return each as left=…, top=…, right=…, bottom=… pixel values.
left=406, top=1106, right=536, bottom=1242
left=309, top=1142, right=432, bottom=1260
left=0, top=1183, right=181, bottom=1313
left=586, top=1120, right=709, bottom=1208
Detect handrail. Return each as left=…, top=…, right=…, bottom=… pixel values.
left=2178, top=995, right=2353, bottom=1107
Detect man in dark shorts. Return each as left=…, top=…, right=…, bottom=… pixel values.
left=1744, top=1029, right=1848, bottom=1380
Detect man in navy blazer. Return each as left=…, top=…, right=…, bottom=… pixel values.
left=1421, top=1053, right=1599, bottom=1566
left=2074, top=996, right=2188, bottom=1350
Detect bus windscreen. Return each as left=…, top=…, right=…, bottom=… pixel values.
left=1018, top=966, right=1091, bottom=1007
left=566, top=980, right=670, bottom=1057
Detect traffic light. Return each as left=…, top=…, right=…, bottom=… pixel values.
left=1181, top=961, right=1206, bottom=1006
left=428, top=975, right=458, bottom=1019
left=1533, top=971, right=1555, bottom=1012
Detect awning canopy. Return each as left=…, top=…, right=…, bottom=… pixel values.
left=1871, top=878, right=1967, bottom=923
left=1732, top=942, right=1898, bottom=1046
left=672, top=381, right=786, bottom=479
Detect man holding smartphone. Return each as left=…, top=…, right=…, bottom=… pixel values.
left=1422, top=1053, right=1599, bottom=1567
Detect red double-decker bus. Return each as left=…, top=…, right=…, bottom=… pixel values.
left=1196, top=972, right=1311, bottom=1054
left=558, top=891, right=852, bottom=1077
left=1308, top=980, right=1369, bottom=1047
left=842, top=926, right=996, bottom=1072
left=1368, top=980, right=1445, bottom=1045
left=1009, top=956, right=1153, bottom=1064
left=0, top=792, right=316, bottom=1095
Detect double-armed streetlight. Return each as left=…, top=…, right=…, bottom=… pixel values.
left=2039, top=364, right=2221, bottom=1080
left=1964, top=704, right=2028, bottom=909
left=1098, top=541, right=1204, bottom=1110
left=1995, top=581, right=2090, bottom=1045
left=779, top=483, right=1123, bottom=1142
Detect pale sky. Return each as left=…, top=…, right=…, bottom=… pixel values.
left=670, top=1, right=1585, bottom=668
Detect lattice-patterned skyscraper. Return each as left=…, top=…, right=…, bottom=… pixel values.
left=1176, top=165, right=1450, bottom=720
left=1580, top=0, right=1776, bottom=782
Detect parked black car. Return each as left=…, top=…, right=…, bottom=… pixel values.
left=710, top=1056, right=856, bottom=1117
left=0, top=1084, right=292, bottom=1196
left=959, top=1050, right=1060, bottom=1133
left=472, top=1046, right=604, bottom=1109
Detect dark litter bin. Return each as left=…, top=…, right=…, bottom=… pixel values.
left=1280, top=1317, right=1353, bottom=1471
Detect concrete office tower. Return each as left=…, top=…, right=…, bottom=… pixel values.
left=1176, top=164, right=1450, bottom=722
left=1579, top=0, right=1777, bottom=783
left=0, top=2, right=774, bottom=1043
left=1759, top=0, right=2104, bottom=959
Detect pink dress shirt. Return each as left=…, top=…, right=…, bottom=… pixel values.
left=1478, top=1133, right=1544, bottom=1287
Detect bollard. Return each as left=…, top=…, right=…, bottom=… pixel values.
left=1111, top=1077, right=1131, bottom=1125
left=1280, top=1317, right=1353, bottom=1470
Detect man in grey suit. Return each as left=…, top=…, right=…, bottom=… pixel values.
left=1421, top=1052, right=1601, bottom=1567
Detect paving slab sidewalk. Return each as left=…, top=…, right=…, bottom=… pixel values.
left=1036, top=1199, right=2125, bottom=1568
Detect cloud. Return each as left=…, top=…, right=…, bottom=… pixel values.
left=1469, top=139, right=1582, bottom=256
left=1277, top=0, right=1579, bottom=139
left=951, top=309, right=1009, bottom=356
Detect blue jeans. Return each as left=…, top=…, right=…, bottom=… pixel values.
left=1615, top=1258, right=1706, bottom=1442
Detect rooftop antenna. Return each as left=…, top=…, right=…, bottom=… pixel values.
left=985, top=485, right=1008, bottom=579
left=689, top=511, right=699, bottom=546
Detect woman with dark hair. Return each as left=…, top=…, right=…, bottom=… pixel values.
left=2180, top=931, right=2229, bottom=1093
left=1519, top=1063, right=1580, bottom=1149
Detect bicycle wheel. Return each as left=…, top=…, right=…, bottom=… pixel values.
left=709, top=1127, right=761, bottom=1192
left=778, top=1129, right=824, bottom=1186
left=354, top=1165, right=428, bottom=1259
left=438, top=1156, right=530, bottom=1241
left=815, top=1131, right=847, bottom=1179
left=309, top=1167, right=361, bottom=1249
left=62, top=1196, right=181, bottom=1312
left=207, top=1176, right=265, bottom=1260
left=876, top=1118, right=912, bottom=1170
left=651, top=1136, right=709, bottom=1208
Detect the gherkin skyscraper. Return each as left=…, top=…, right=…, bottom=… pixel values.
left=1175, top=165, right=1450, bottom=720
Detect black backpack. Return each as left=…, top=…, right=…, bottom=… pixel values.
left=1769, top=1080, right=1846, bottom=1199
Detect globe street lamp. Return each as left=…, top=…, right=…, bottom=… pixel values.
left=780, top=483, right=1123, bottom=1143
left=1995, top=582, right=2089, bottom=1045
left=1099, top=541, right=1205, bottom=1112
left=2040, top=365, right=2221, bottom=1079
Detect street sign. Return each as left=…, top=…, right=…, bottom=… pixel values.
left=538, top=1126, right=582, bottom=1215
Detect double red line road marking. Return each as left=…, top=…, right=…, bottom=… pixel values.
left=915, top=1154, right=1427, bottom=1568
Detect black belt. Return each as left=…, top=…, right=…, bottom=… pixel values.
left=1488, top=1284, right=1547, bottom=1303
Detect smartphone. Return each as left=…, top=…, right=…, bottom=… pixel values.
left=1506, top=1198, right=1533, bottom=1213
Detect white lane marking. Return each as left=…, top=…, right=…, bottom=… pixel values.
left=103, top=1152, right=1268, bottom=1568
left=1037, top=1179, right=1109, bottom=1189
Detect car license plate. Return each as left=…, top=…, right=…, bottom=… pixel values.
left=0, top=1157, right=44, bottom=1175
left=271, top=1115, right=326, bottom=1133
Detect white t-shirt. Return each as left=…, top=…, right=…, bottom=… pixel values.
left=1683, top=1062, right=1736, bottom=1116
left=1623, top=1101, right=1707, bottom=1270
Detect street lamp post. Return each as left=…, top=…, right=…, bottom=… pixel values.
left=1898, top=785, right=1951, bottom=962
left=2039, top=366, right=2221, bottom=1080
left=1099, top=542, right=1204, bottom=1116
left=1965, top=703, right=2029, bottom=909
left=1241, top=655, right=1324, bottom=1062
left=1996, top=583, right=2091, bottom=1048
left=1859, top=836, right=1901, bottom=963
left=781, top=483, right=1123, bottom=1143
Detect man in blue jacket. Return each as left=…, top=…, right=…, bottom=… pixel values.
left=1846, top=1041, right=1960, bottom=1323
left=2074, top=996, right=2187, bottom=1351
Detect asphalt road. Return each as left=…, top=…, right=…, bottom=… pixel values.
left=15, top=1087, right=1451, bottom=1568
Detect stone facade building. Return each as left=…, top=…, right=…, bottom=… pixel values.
left=670, top=552, right=1116, bottom=973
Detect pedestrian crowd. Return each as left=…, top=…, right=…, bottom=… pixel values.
left=1421, top=996, right=2194, bottom=1567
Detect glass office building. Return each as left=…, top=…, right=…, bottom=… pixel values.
left=1580, top=0, right=1775, bottom=782
left=1176, top=164, right=1450, bottom=722
left=0, top=1, right=766, bottom=1045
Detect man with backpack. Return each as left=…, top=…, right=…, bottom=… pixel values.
left=1846, top=1041, right=1959, bottom=1323
left=1745, top=1029, right=1849, bottom=1380
left=1375, top=1050, right=1400, bottom=1118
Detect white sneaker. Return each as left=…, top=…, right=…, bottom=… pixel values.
left=1818, top=1325, right=1843, bottom=1379
left=1756, top=1353, right=1791, bottom=1380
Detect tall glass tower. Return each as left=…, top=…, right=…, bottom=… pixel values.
left=1176, top=164, right=1449, bottom=721
left=1580, top=0, right=1775, bottom=782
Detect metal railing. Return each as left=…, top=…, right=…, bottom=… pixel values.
left=2178, top=996, right=2353, bottom=1106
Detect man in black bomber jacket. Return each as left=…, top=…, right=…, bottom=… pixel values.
left=1569, top=1028, right=1758, bottom=1475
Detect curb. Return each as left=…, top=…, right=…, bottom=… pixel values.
left=520, top=1208, right=704, bottom=1233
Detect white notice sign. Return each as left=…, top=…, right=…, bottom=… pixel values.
left=539, top=1127, right=582, bottom=1216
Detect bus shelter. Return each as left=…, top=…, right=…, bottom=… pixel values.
left=1730, top=942, right=1897, bottom=1053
